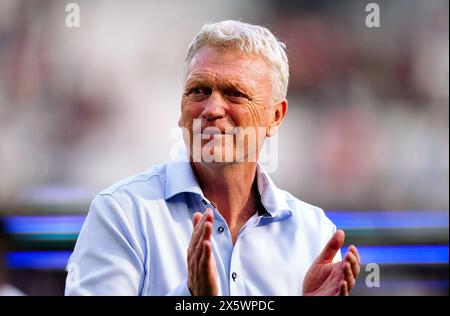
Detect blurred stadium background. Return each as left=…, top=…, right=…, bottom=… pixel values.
left=0, top=0, right=448, bottom=295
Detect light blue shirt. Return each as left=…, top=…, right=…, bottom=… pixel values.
left=65, top=159, right=340, bottom=296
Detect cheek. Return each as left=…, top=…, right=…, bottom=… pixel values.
left=232, top=108, right=251, bottom=126
left=180, top=99, right=202, bottom=127
left=233, top=102, right=267, bottom=127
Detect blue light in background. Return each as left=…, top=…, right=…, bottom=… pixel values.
left=4, top=215, right=85, bottom=234
left=325, top=210, right=449, bottom=229
left=341, top=245, right=449, bottom=264
left=327, top=211, right=449, bottom=229
left=6, top=245, right=448, bottom=269
left=7, top=251, right=73, bottom=269
left=3, top=211, right=448, bottom=234
left=2, top=211, right=448, bottom=269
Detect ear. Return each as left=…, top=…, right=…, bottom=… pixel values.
left=266, top=99, right=288, bottom=137
left=178, top=116, right=183, bottom=128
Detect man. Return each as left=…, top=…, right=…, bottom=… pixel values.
left=65, top=20, right=360, bottom=296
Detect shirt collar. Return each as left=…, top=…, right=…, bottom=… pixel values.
left=255, top=163, right=292, bottom=218
left=164, top=157, right=292, bottom=219
left=164, top=159, right=203, bottom=199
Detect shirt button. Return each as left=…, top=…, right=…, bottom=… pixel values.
left=201, top=199, right=207, bottom=205
left=232, top=272, right=237, bottom=281
left=217, top=226, right=224, bottom=233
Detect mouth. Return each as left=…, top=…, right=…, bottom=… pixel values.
left=193, top=127, right=236, bottom=135
left=202, top=131, right=233, bottom=135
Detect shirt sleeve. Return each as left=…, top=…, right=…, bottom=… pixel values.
left=65, top=193, right=145, bottom=295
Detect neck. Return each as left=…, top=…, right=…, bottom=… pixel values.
left=191, top=161, right=259, bottom=231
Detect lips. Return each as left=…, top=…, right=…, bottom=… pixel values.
left=197, top=126, right=235, bottom=135
left=202, top=130, right=232, bottom=135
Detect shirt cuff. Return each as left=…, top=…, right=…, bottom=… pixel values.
left=166, top=279, right=192, bottom=296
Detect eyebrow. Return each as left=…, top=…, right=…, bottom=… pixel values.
left=185, top=73, right=255, bottom=96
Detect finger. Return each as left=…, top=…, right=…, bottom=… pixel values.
left=344, top=251, right=360, bottom=278
left=196, top=221, right=212, bottom=257
left=204, top=208, right=214, bottom=224
left=189, top=209, right=214, bottom=276
left=316, top=229, right=345, bottom=263
left=188, top=210, right=210, bottom=267
left=200, top=240, right=216, bottom=279
left=199, top=240, right=215, bottom=291
left=188, top=210, right=213, bottom=293
left=193, top=212, right=202, bottom=228
left=190, top=212, right=206, bottom=248
left=203, top=221, right=213, bottom=242
left=339, top=280, right=349, bottom=296
left=197, top=209, right=214, bottom=245
left=188, top=212, right=205, bottom=261
left=348, top=245, right=361, bottom=264
left=190, top=209, right=211, bottom=251
left=200, top=240, right=212, bottom=268
left=193, top=221, right=210, bottom=269
left=344, top=262, right=356, bottom=290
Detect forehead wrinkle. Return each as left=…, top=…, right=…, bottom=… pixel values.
left=185, top=72, right=216, bottom=87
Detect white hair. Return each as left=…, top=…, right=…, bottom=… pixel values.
left=184, top=20, right=289, bottom=102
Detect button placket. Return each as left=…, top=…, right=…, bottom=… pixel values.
left=209, top=211, right=234, bottom=296
left=228, top=238, right=247, bottom=295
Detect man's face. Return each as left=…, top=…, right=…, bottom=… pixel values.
left=179, top=46, right=277, bottom=162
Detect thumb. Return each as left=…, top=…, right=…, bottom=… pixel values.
left=316, top=229, right=345, bottom=263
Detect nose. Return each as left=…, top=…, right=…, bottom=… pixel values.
left=202, top=91, right=226, bottom=121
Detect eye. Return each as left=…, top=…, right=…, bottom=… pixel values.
left=187, top=87, right=211, bottom=96
left=229, top=91, right=244, bottom=98
left=226, top=90, right=249, bottom=101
